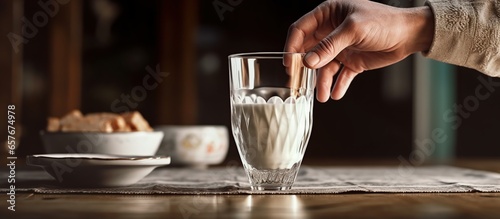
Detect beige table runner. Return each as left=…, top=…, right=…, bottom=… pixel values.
left=2, top=166, right=500, bottom=194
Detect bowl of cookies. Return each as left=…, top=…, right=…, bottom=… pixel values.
left=41, top=110, right=163, bottom=156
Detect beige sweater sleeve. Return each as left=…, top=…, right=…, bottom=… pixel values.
left=424, top=0, right=500, bottom=77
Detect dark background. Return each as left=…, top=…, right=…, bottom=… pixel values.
left=14, top=0, right=500, bottom=161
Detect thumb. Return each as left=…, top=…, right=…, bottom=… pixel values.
left=304, top=22, right=353, bottom=69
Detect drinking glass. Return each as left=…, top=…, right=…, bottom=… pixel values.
left=228, top=52, right=316, bottom=190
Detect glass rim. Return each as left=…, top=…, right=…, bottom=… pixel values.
left=228, top=52, right=306, bottom=59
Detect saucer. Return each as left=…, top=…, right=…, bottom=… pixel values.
left=27, top=154, right=171, bottom=187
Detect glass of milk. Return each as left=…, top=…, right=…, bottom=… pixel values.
left=228, top=52, right=316, bottom=190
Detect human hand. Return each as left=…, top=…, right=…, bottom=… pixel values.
left=285, top=0, right=434, bottom=102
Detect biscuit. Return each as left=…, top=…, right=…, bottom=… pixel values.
left=121, top=111, right=153, bottom=132
left=47, top=110, right=152, bottom=132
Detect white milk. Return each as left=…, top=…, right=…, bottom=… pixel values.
left=231, top=98, right=312, bottom=169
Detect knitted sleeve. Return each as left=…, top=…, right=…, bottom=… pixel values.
left=424, top=0, right=500, bottom=77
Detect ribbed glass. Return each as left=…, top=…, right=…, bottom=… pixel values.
left=228, top=52, right=316, bottom=190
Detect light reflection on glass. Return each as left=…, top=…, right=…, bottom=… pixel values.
left=240, top=195, right=308, bottom=218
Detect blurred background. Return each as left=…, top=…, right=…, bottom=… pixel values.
left=1, top=0, right=499, bottom=163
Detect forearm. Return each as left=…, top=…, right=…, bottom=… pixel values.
left=423, top=0, right=500, bottom=77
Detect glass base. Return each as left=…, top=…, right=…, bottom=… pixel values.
left=251, top=186, right=292, bottom=191
left=246, top=164, right=300, bottom=191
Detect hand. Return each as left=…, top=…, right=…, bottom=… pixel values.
left=285, top=0, right=434, bottom=102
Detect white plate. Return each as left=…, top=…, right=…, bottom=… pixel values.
left=27, top=154, right=171, bottom=187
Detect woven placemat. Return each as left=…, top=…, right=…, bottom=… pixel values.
left=2, top=166, right=499, bottom=194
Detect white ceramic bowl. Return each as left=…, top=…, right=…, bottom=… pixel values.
left=27, top=154, right=171, bottom=187
left=40, top=131, right=164, bottom=156
left=155, top=125, right=229, bottom=168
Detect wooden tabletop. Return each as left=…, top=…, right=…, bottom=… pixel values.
left=1, top=159, right=499, bottom=219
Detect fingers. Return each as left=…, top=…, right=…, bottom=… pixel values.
left=316, top=60, right=342, bottom=103
left=284, top=2, right=330, bottom=67
left=331, top=66, right=360, bottom=100
left=284, top=6, right=323, bottom=53
left=304, top=21, right=354, bottom=69
left=283, top=0, right=360, bottom=101
left=283, top=19, right=315, bottom=67
left=285, top=24, right=307, bottom=54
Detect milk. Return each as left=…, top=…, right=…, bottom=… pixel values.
left=231, top=97, right=312, bottom=169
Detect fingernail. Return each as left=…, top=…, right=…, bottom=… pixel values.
left=304, top=52, right=320, bottom=67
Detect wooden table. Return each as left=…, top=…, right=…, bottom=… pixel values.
left=1, top=159, right=499, bottom=219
